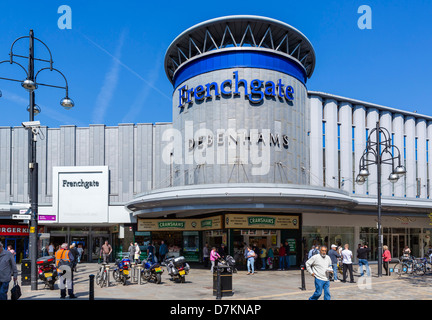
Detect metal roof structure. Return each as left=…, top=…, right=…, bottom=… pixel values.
left=164, top=15, right=316, bottom=85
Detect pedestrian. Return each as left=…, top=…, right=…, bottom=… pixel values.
left=7, top=245, right=15, bottom=257
left=77, top=244, right=83, bottom=263
left=267, top=246, right=274, bottom=269
left=100, top=240, right=112, bottom=264
left=328, top=244, right=341, bottom=282
left=426, top=245, right=432, bottom=263
left=203, top=243, right=210, bottom=268
left=382, top=245, right=392, bottom=276
left=48, top=242, right=54, bottom=256
left=357, top=243, right=371, bottom=277
left=278, top=243, right=286, bottom=270
left=251, top=243, right=259, bottom=270
left=134, top=242, right=141, bottom=263
left=147, top=242, right=155, bottom=263
left=284, top=241, right=291, bottom=269
left=159, top=240, right=167, bottom=263
left=210, top=247, right=221, bottom=273
left=305, top=245, right=333, bottom=300
left=260, top=245, right=267, bottom=270
left=243, top=243, right=249, bottom=270
left=218, top=244, right=227, bottom=259
left=55, top=243, right=76, bottom=299
left=0, top=242, right=18, bottom=300
left=402, top=246, right=411, bottom=261
left=308, top=245, right=319, bottom=259
left=341, top=244, right=355, bottom=283
left=246, top=246, right=256, bottom=275
left=128, top=242, right=135, bottom=262
left=69, top=243, right=79, bottom=272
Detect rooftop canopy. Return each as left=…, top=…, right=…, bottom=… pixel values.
left=164, top=15, right=316, bottom=85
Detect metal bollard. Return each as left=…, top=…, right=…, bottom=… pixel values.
left=137, top=265, right=143, bottom=285
left=106, top=265, right=111, bottom=287
left=216, top=267, right=222, bottom=300
left=300, top=265, right=306, bottom=290
left=89, top=274, right=95, bottom=300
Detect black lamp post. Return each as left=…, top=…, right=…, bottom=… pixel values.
left=0, top=30, right=74, bottom=290
left=355, top=121, right=406, bottom=277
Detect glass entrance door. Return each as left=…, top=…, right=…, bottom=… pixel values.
left=71, top=235, right=88, bottom=263
left=392, top=234, right=405, bottom=259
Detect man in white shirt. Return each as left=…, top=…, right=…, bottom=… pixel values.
left=341, top=243, right=355, bottom=283
left=305, top=245, right=333, bottom=300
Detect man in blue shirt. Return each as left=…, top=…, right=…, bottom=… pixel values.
left=327, top=244, right=341, bottom=282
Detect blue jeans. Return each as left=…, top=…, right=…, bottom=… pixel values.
left=279, top=256, right=285, bottom=269
left=247, top=258, right=255, bottom=273
left=332, top=263, right=338, bottom=280
left=0, top=281, right=10, bottom=300
left=358, top=259, right=370, bottom=276
left=285, top=255, right=290, bottom=269
left=309, top=278, right=331, bottom=300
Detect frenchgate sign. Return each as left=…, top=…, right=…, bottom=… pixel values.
left=52, top=166, right=109, bottom=223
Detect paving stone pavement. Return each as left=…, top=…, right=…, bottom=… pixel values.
left=11, top=262, right=432, bottom=300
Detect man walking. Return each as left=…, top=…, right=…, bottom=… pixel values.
left=0, top=242, right=18, bottom=300
left=284, top=241, right=291, bottom=269
left=203, top=243, right=210, bottom=268
left=305, top=245, right=333, bottom=300
left=55, top=243, right=76, bottom=299
left=328, top=244, right=341, bottom=282
left=100, top=240, right=112, bottom=263
left=159, top=240, right=167, bottom=263
left=278, top=243, right=286, bottom=270
left=357, top=243, right=371, bottom=277
left=341, top=244, right=355, bottom=283
left=128, top=242, right=135, bottom=262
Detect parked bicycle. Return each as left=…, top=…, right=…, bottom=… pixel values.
left=95, top=262, right=110, bottom=288
left=392, top=256, right=425, bottom=277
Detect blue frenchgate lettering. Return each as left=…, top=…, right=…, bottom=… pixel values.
left=177, top=71, right=294, bottom=108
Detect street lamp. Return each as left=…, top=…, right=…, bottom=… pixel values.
left=355, top=121, right=406, bottom=277
left=0, top=29, right=74, bottom=290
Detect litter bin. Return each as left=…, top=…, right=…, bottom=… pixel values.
left=21, top=258, right=31, bottom=286
left=213, top=265, right=233, bottom=298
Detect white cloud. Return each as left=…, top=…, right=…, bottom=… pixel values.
left=92, top=30, right=126, bottom=124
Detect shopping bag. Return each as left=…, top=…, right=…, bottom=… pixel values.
left=11, top=283, right=21, bottom=300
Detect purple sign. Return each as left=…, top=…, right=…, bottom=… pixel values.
left=39, top=215, right=56, bottom=221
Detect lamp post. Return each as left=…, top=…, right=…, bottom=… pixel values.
left=0, top=30, right=74, bottom=290
left=355, top=121, right=406, bottom=277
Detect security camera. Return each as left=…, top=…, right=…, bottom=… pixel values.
left=22, top=121, right=40, bottom=128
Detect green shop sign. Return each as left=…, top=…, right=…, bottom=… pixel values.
left=248, top=217, right=275, bottom=226
left=201, top=219, right=213, bottom=228
left=158, top=221, right=185, bottom=229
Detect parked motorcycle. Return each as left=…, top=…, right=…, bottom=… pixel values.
left=163, top=255, right=190, bottom=283
left=217, top=255, right=237, bottom=273
left=36, top=256, right=58, bottom=290
left=141, top=254, right=164, bottom=284
left=113, top=256, right=131, bottom=285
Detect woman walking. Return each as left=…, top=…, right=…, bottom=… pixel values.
left=210, top=247, right=220, bottom=273
left=382, top=245, right=392, bottom=276
left=246, top=246, right=256, bottom=275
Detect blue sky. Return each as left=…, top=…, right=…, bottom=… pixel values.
left=0, top=0, right=431, bottom=128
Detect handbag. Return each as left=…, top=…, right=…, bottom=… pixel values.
left=11, top=282, right=21, bottom=300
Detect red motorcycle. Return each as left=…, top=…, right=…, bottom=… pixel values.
left=37, top=256, right=58, bottom=290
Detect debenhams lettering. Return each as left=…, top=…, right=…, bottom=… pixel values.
left=62, top=179, right=100, bottom=189
left=177, top=71, right=294, bottom=108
